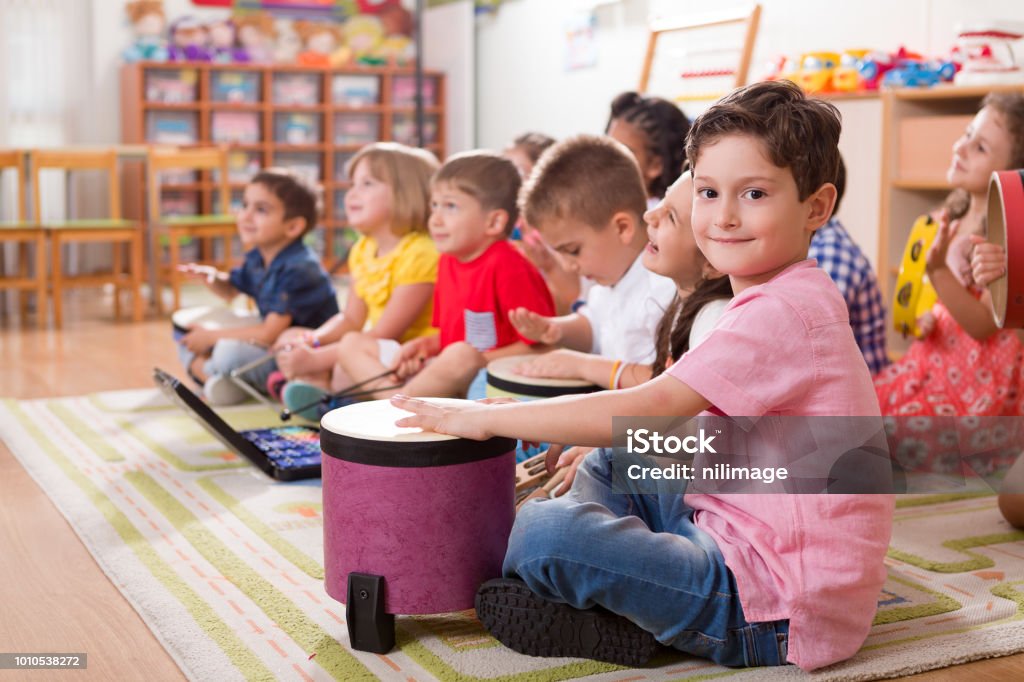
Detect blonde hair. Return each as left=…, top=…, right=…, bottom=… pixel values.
left=347, top=142, right=440, bottom=235
left=234, top=12, right=276, bottom=38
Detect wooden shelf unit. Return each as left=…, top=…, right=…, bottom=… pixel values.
left=878, top=83, right=1024, bottom=357
left=120, top=61, right=446, bottom=269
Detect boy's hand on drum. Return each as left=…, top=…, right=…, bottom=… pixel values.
left=181, top=327, right=217, bottom=354
left=509, top=308, right=562, bottom=345
left=970, top=235, right=1007, bottom=287
left=513, top=349, right=584, bottom=380
left=391, top=395, right=492, bottom=440
left=177, top=263, right=219, bottom=284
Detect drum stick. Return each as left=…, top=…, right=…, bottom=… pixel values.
left=279, top=368, right=400, bottom=421
left=226, top=352, right=278, bottom=409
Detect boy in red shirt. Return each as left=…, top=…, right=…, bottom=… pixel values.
left=333, top=151, right=555, bottom=400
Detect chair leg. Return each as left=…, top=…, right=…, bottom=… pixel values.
left=152, top=230, right=165, bottom=316
left=130, top=235, right=143, bottom=323
left=17, top=242, right=29, bottom=321
left=35, top=234, right=47, bottom=329
left=51, top=236, right=63, bottom=328
left=169, top=230, right=181, bottom=313
left=112, top=239, right=123, bottom=320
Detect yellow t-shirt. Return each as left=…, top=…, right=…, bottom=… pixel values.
left=347, top=231, right=439, bottom=342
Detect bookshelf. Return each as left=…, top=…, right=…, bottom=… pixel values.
left=120, top=62, right=446, bottom=268
left=878, top=84, right=1023, bottom=357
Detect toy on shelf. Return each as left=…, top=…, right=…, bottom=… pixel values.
left=274, top=113, right=321, bottom=144
left=953, top=23, right=1024, bottom=86
left=123, top=0, right=168, bottom=63
left=272, top=72, right=320, bottom=106
left=211, top=111, right=260, bottom=144
left=881, top=47, right=956, bottom=89
left=785, top=52, right=841, bottom=94
left=294, top=20, right=344, bottom=68
left=235, top=12, right=276, bottom=64
left=892, top=214, right=939, bottom=339
left=832, top=49, right=869, bottom=91
left=168, top=16, right=211, bottom=62
left=208, top=18, right=249, bottom=63
left=345, top=15, right=385, bottom=63
left=856, top=50, right=896, bottom=90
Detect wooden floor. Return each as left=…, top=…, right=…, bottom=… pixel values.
left=0, top=290, right=1022, bottom=681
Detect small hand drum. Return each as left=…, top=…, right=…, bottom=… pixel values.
left=892, top=214, right=939, bottom=338
left=986, top=170, right=1024, bottom=328
left=486, top=354, right=599, bottom=400
left=171, top=305, right=259, bottom=343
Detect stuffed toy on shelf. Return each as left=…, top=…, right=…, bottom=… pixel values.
left=123, top=0, right=168, bottom=63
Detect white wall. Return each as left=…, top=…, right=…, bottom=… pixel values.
left=478, top=0, right=1024, bottom=149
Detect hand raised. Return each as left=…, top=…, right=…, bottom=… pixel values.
left=509, top=307, right=562, bottom=345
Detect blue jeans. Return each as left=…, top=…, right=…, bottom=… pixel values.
left=504, top=447, right=790, bottom=668
left=177, top=339, right=275, bottom=392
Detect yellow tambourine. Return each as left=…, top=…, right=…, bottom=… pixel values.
left=893, top=214, right=939, bottom=338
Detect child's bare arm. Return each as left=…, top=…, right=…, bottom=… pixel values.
left=367, top=282, right=434, bottom=340
left=177, top=263, right=238, bottom=301
left=393, top=371, right=710, bottom=446
left=513, top=351, right=653, bottom=389
left=927, top=217, right=999, bottom=341
left=312, top=291, right=368, bottom=345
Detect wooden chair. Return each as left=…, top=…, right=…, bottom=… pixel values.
left=148, top=146, right=238, bottom=314
left=0, top=150, right=47, bottom=328
left=31, top=149, right=143, bottom=326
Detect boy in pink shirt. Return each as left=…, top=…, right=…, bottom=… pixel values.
left=392, top=81, right=894, bottom=672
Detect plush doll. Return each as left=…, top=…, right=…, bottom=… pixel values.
left=294, top=20, right=343, bottom=67
left=168, top=16, right=212, bottom=62
left=344, top=15, right=384, bottom=62
left=274, top=20, right=303, bottom=64
left=123, top=0, right=168, bottom=63
left=208, top=18, right=249, bottom=63
left=235, top=12, right=276, bottom=64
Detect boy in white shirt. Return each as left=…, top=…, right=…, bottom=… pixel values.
left=508, top=135, right=676, bottom=388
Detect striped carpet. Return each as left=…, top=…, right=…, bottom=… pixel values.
left=2, top=388, right=1024, bottom=681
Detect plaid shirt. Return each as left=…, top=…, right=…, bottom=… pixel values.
left=809, top=219, right=889, bottom=375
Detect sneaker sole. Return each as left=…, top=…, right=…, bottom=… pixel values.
left=475, top=579, right=659, bottom=667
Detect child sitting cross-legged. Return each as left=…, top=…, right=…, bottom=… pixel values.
left=324, top=151, right=555, bottom=407
left=177, top=169, right=339, bottom=405
left=272, top=142, right=440, bottom=420
left=393, top=80, right=894, bottom=673
left=506, top=134, right=677, bottom=383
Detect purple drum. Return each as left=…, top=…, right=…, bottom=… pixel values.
left=320, top=399, right=516, bottom=653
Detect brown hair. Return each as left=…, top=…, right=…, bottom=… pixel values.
left=346, top=142, right=440, bottom=235
left=512, top=132, right=556, bottom=165
left=233, top=12, right=276, bottom=38
left=250, top=168, right=321, bottom=236
left=945, top=92, right=1024, bottom=221
left=293, top=20, right=342, bottom=44
left=520, top=134, right=647, bottom=232
left=126, top=0, right=164, bottom=24
left=651, top=276, right=733, bottom=377
left=686, top=80, right=841, bottom=202
left=606, top=91, right=691, bottom=199
left=432, top=151, right=522, bottom=236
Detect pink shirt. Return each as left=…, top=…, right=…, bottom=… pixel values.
left=668, top=260, right=894, bottom=671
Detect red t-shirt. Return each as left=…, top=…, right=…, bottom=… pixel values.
left=433, top=240, right=555, bottom=350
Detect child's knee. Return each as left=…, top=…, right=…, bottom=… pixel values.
left=999, top=493, right=1024, bottom=528
left=506, top=499, right=579, bottom=567
left=437, top=341, right=484, bottom=368
left=337, top=331, right=374, bottom=358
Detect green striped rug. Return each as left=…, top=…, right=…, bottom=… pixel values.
left=2, top=389, right=1024, bottom=681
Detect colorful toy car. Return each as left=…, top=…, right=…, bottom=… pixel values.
left=789, top=51, right=842, bottom=93
left=883, top=60, right=956, bottom=88
left=857, top=50, right=896, bottom=89
left=832, top=49, right=870, bottom=91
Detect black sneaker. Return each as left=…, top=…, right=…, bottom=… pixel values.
left=475, top=578, right=660, bottom=667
